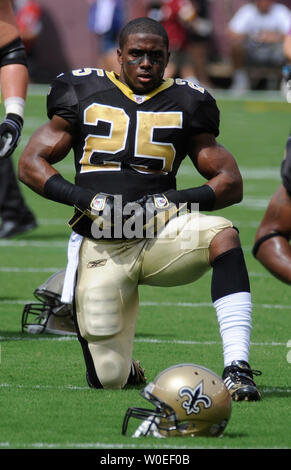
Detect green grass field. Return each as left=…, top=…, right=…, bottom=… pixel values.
left=1, top=88, right=291, bottom=453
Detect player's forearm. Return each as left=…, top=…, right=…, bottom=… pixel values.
left=18, top=148, right=58, bottom=196
left=0, top=63, right=28, bottom=101
left=206, top=171, right=243, bottom=210
left=18, top=119, right=73, bottom=195
left=190, top=139, right=243, bottom=210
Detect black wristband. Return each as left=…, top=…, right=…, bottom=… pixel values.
left=43, top=174, right=95, bottom=209
left=165, top=185, right=216, bottom=211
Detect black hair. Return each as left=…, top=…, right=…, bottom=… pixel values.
left=119, top=17, right=169, bottom=50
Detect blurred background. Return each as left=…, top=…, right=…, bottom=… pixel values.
left=13, top=0, right=291, bottom=90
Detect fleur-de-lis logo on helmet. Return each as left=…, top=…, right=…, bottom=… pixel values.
left=179, top=381, right=212, bottom=415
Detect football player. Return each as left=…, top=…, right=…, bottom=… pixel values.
left=0, top=0, right=37, bottom=237
left=253, top=135, right=291, bottom=284
left=18, top=17, right=261, bottom=400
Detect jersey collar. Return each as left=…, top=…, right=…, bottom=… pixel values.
left=106, top=71, right=174, bottom=103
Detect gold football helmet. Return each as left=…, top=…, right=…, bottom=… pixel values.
left=122, top=363, right=231, bottom=437
left=22, top=270, right=76, bottom=335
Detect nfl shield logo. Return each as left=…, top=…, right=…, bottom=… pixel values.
left=133, top=94, right=146, bottom=104
left=91, top=195, right=106, bottom=212
left=154, top=195, right=169, bottom=209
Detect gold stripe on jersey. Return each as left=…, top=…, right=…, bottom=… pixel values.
left=106, top=71, right=174, bottom=102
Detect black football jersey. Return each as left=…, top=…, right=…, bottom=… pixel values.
left=47, top=67, right=220, bottom=237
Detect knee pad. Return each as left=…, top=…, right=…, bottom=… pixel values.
left=81, top=286, right=122, bottom=340
left=89, top=343, right=130, bottom=389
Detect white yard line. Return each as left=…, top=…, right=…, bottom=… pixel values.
left=0, top=440, right=238, bottom=449
left=0, top=440, right=288, bottom=449
left=0, top=240, right=67, bottom=247
left=0, top=335, right=287, bottom=347
left=0, top=267, right=62, bottom=272
left=1, top=382, right=289, bottom=394
left=0, top=299, right=290, bottom=311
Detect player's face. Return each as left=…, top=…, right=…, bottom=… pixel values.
left=117, top=33, right=169, bottom=94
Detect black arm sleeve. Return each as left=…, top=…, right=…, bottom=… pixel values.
left=43, top=174, right=95, bottom=210
left=165, top=184, right=216, bottom=211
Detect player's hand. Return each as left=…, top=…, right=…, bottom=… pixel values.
left=68, top=191, right=187, bottom=237
left=125, top=193, right=187, bottom=236
left=68, top=192, right=117, bottom=230
left=0, top=113, right=23, bottom=159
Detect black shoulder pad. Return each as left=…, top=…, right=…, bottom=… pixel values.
left=281, top=136, right=291, bottom=195
left=47, top=73, right=79, bottom=125
left=190, top=91, right=220, bottom=137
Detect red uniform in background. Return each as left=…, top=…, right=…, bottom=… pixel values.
left=160, top=0, right=196, bottom=50
left=14, top=0, right=42, bottom=53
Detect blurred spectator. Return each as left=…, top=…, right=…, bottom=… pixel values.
left=186, top=1, right=213, bottom=87
left=87, top=0, right=128, bottom=72
left=147, top=0, right=195, bottom=80
left=227, top=0, right=291, bottom=91
left=283, top=24, right=291, bottom=61
left=282, top=25, right=291, bottom=101
left=13, top=0, right=43, bottom=82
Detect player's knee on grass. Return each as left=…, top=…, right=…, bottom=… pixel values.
left=89, top=344, right=130, bottom=389
left=78, top=286, right=131, bottom=389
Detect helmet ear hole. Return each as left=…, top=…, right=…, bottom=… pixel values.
left=122, top=363, right=232, bottom=438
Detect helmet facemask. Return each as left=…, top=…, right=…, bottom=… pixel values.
left=21, top=270, right=76, bottom=335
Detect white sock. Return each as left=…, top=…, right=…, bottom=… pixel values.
left=213, top=292, right=252, bottom=367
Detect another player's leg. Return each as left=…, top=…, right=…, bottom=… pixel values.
left=209, top=227, right=261, bottom=401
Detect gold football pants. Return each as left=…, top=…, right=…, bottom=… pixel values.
left=75, top=212, right=233, bottom=388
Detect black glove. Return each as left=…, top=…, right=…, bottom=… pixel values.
left=124, top=193, right=187, bottom=237
left=68, top=192, right=118, bottom=232
left=0, top=113, right=23, bottom=159
left=69, top=192, right=186, bottom=238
